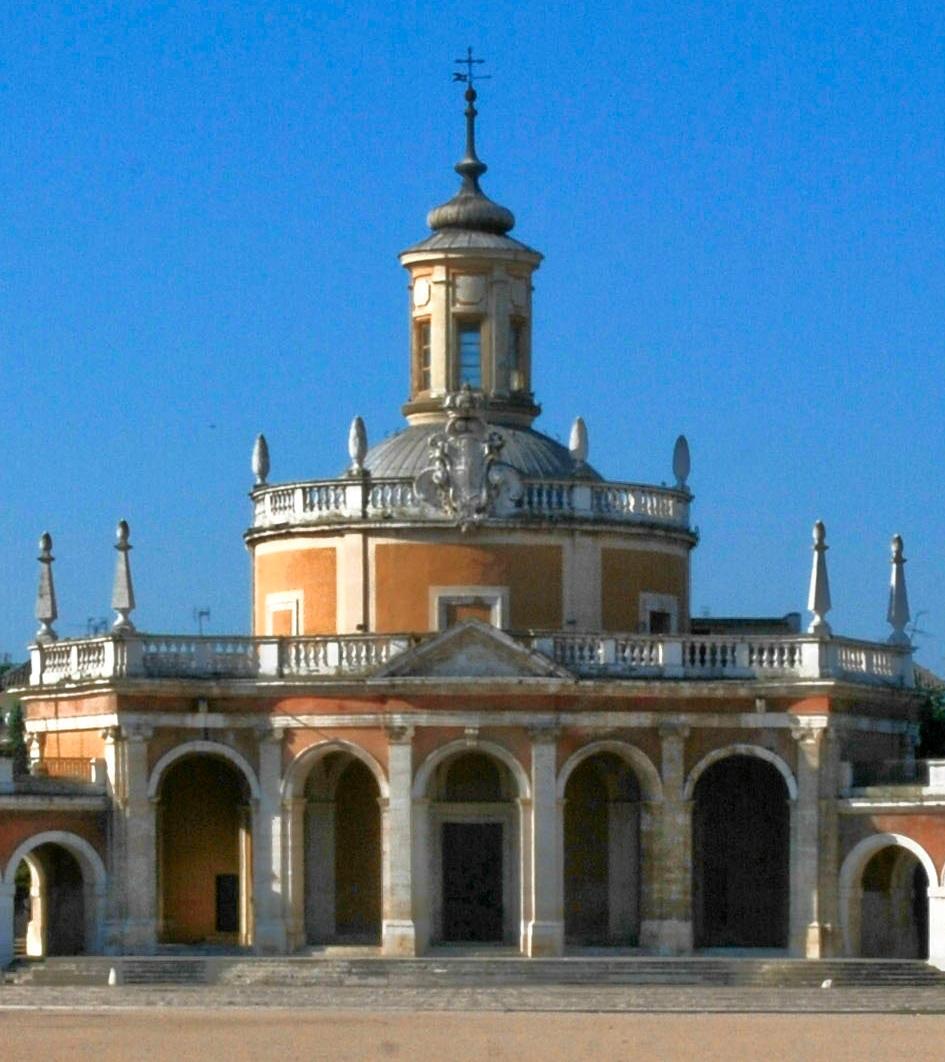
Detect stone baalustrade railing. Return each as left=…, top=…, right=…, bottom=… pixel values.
left=25, top=630, right=913, bottom=688
left=250, top=476, right=692, bottom=532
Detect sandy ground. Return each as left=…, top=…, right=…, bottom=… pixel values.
left=2, top=1010, right=945, bottom=1062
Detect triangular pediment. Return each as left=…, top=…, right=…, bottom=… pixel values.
left=375, top=620, right=573, bottom=679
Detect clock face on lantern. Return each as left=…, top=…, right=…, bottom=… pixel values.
left=413, top=278, right=431, bottom=307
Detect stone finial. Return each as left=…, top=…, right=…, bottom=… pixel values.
left=673, top=435, right=691, bottom=489
left=348, top=416, right=368, bottom=473
left=569, top=417, right=588, bottom=466
left=807, top=520, right=832, bottom=637
left=35, top=531, right=58, bottom=644
left=111, top=519, right=136, bottom=633
left=252, top=433, right=270, bottom=487
left=887, top=533, right=911, bottom=647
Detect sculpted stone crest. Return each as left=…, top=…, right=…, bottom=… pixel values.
left=414, top=385, right=524, bottom=528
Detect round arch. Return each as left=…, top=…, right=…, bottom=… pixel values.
left=282, top=739, right=389, bottom=802
left=557, top=740, right=662, bottom=803
left=684, top=744, right=798, bottom=802
left=147, top=740, right=261, bottom=801
left=413, top=739, right=530, bottom=801
left=838, top=832, right=937, bottom=957
left=3, top=831, right=107, bottom=888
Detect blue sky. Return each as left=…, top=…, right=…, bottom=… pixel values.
left=1, top=2, right=943, bottom=667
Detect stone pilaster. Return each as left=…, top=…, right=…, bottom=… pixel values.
left=927, top=886, right=945, bottom=970
left=0, top=882, right=14, bottom=968
left=653, top=724, right=692, bottom=953
left=525, top=728, right=564, bottom=956
left=382, top=726, right=416, bottom=955
left=252, top=728, right=287, bottom=953
left=117, top=725, right=157, bottom=953
left=283, top=796, right=307, bottom=950
left=790, top=723, right=825, bottom=957
left=817, top=727, right=842, bottom=956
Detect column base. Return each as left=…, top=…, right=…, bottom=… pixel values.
left=525, top=920, right=564, bottom=957
left=253, top=919, right=288, bottom=955
left=121, top=918, right=157, bottom=954
left=643, top=918, right=692, bottom=955
left=790, top=921, right=824, bottom=959
left=382, top=920, right=417, bottom=956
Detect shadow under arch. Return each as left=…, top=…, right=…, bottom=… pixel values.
left=412, top=738, right=530, bottom=801
left=684, top=743, right=798, bottom=802
left=839, top=832, right=937, bottom=958
left=557, top=740, right=662, bottom=803
left=282, top=739, right=389, bottom=803
left=147, top=739, right=261, bottom=801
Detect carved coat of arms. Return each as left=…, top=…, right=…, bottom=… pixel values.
left=414, top=386, right=524, bottom=528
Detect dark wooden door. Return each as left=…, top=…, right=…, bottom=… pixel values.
left=442, top=823, right=503, bottom=942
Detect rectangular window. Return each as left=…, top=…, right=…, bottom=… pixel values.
left=417, top=320, right=432, bottom=391
left=458, top=322, right=481, bottom=387
left=649, top=610, right=672, bottom=635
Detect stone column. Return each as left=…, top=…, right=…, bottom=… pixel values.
left=790, top=724, right=825, bottom=958
left=252, top=728, right=287, bottom=953
left=0, top=882, right=14, bottom=969
left=817, top=728, right=842, bottom=956
left=382, top=726, right=416, bottom=955
left=283, top=797, right=307, bottom=950
left=119, top=725, right=157, bottom=953
left=927, top=886, right=945, bottom=970
left=608, top=800, right=639, bottom=941
left=638, top=800, right=662, bottom=949
left=526, top=729, right=564, bottom=956
left=654, top=725, right=692, bottom=953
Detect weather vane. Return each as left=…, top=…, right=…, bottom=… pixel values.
left=453, top=47, right=490, bottom=91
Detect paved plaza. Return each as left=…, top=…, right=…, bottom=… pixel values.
left=1, top=1004, right=944, bottom=1061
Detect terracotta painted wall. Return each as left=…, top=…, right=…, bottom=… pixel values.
left=373, top=543, right=562, bottom=631
left=44, top=730, right=106, bottom=760
left=253, top=546, right=337, bottom=635
left=600, top=548, right=688, bottom=631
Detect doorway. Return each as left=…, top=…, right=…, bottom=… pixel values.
left=442, top=822, right=503, bottom=942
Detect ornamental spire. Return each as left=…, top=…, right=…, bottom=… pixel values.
left=35, top=531, right=58, bottom=644
left=111, top=519, right=136, bottom=633
left=426, top=49, right=515, bottom=235
left=807, top=520, right=832, bottom=637
left=887, top=533, right=911, bottom=646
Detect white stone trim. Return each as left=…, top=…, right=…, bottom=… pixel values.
left=639, top=592, right=679, bottom=634
left=556, top=740, right=663, bottom=803
left=837, top=832, right=938, bottom=957
left=683, top=744, right=798, bottom=801
left=281, top=738, right=389, bottom=801
left=265, top=590, right=303, bottom=636
left=2, top=830, right=107, bottom=888
left=146, top=740, right=261, bottom=801
left=412, top=738, right=530, bottom=801
left=429, top=585, right=509, bottom=631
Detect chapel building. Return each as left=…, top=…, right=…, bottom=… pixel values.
left=2, top=79, right=944, bottom=970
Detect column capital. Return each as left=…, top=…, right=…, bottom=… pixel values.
left=790, top=720, right=828, bottom=746
left=386, top=724, right=415, bottom=745
left=256, top=725, right=285, bottom=744
left=659, top=723, right=690, bottom=742
left=123, top=723, right=153, bottom=742
left=528, top=726, right=560, bottom=745
left=101, top=725, right=122, bottom=743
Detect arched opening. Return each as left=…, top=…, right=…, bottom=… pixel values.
left=12, top=845, right=86, bottom=957
left=563, top=752, right=641, bottom=946
left=428, top=750, right=519, bottom=944
left=303, top=752, right=382, bottom=945
left=692, top=755, right=790, bottom=949
left=859, top=846, right=929, bottom=959
left=158, top=755, right=252, bottom=946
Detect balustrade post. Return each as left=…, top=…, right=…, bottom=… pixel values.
left=382, top=726, right=416, bottom=955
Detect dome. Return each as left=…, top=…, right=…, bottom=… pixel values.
left=355, top=422, right=602, bottom=481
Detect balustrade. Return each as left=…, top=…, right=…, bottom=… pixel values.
left=23, top=630, right=912, bottom=688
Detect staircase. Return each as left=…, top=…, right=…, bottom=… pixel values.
left=8, top=956, right=945, bottom=989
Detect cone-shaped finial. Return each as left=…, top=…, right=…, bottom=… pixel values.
left=887, top=533, right=911, bottom=647
left=807, top=520, right=832, bottom=637
left=111, top=519, right=136, bottom=633
left=35, top=531, right=58, bottom=643
left=348, top=416, right=368, bottom=473
left=252, top=434, right=270, bottom=487
left=569, top=417, right=588, bottom=466
left=673, top=435, right=691, bottom=489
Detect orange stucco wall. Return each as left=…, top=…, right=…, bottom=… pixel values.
left=373, top=542, right=562, bottom=631
left=600, top=548, right=688, bottom=631
left=253, top=546, right=337, bottom=635
left=43, top=730, right=106, bottom=760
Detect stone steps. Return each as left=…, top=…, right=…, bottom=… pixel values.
left=9, top=956, right=945, bottom=989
